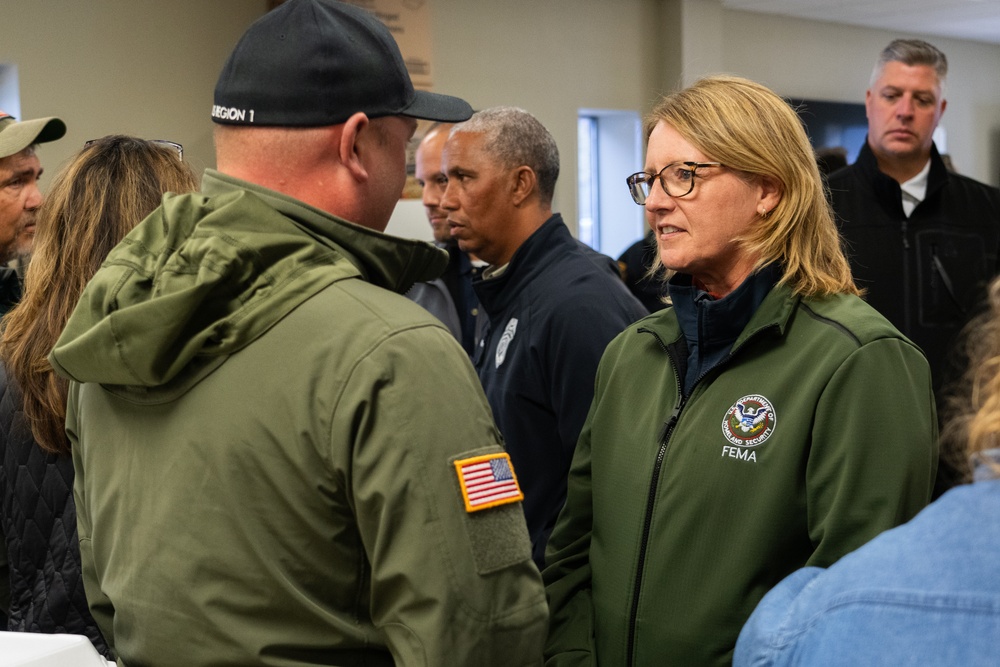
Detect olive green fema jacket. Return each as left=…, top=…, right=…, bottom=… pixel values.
left=544, top=283, right=937, bottom=667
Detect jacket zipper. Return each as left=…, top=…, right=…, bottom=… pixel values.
left=626, top=335, right=686, bottom=667
left=625, top=324, right=770, bottom=666
left=626, top=398, right=683, bottom=667
left=901, top=216, right=912, bottom=334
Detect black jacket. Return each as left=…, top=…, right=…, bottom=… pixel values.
left=473, top=215, right=648, bottom=565
left=0, top=365, right=109, bottom=657
left=828, top=141, right=1000, bottom=394
left=0, top=268, right=21, bottom=317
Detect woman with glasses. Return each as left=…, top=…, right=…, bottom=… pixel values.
left=0, top=136, right=196, bottom=658
left=543, top=75, right=938, bottom=666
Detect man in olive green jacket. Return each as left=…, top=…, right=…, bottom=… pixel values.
left=49, top=2, right=547, bottom=665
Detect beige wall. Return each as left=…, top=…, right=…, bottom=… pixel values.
left=1, top=0, right=268, bottom=181
left=5, top=0, right=1000, bottom=240
left=425, top=0, right=1000, bottom=233
left=714, top=7, right=1000, bottom=186
left=425, top=0, right=664, bottom=237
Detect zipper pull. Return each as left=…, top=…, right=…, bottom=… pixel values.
left=657, top=403, right=684, bottom=444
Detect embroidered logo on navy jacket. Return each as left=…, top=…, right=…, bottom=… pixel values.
left=495, top=318, right=518, bottom=368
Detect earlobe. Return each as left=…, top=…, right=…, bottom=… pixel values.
left=757, top=175, right=782, bottom=217
left=340, top=112, right=371, bottom=183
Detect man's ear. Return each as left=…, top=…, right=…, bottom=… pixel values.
left=511, top=166, right=537, bottom=207
left=339, top=112, right=371, bottom=183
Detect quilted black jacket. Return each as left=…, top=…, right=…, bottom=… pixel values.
left=0, top=364, right=110, bottom=657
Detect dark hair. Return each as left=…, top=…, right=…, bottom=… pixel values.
left=816, top=147, right=848, bottom=177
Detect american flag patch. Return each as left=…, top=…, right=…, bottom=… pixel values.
left=454, top=453, right=524, bottom=513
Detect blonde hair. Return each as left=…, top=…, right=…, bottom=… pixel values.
left=646, top=75, right=859, bottom=298
left=0, top=136, right=198, bottom=454
left=941, top=277, right=1000, bottom=481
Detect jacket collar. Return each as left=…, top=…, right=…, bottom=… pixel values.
left=202, top=170, right=447, bottom=293
left=853, top=140, right=950, bottom=216
left=669, top=263, right=782, bottom=350
left=640, top=273, right=798, bottom=354
left=473, top=213, right=569, bottom=315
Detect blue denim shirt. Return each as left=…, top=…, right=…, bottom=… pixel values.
left=734, top=450, right=1000, bottom=666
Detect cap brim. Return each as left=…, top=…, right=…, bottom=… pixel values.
left=398, top=90, right=473, bottom=123
left=0, top=117, right=67, bottom=159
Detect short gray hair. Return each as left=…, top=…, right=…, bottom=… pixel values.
left=870, top=39, right=948, bottom=92
left=452, top=106, right=560, bottom=205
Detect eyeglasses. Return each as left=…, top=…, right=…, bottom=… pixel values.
left=626, top=161, right=723, bottom=205
left=83, top=138, right=184, bottom=161
left=150, top=140, right=183, bottom=161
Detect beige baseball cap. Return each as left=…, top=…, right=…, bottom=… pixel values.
left=0, top=111, right=66, bottom=159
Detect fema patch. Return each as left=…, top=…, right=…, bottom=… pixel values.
left=722, top=394, right=776, bottom=447
left=495, top=318, right=518, bottom=369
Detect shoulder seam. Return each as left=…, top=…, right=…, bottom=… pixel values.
left=799, top=302, right=862, bottom=347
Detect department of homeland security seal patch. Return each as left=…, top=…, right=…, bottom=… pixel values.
left=722, top=394, right=776, bottom=447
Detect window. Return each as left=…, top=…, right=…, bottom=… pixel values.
left=0, top=64, right=20, bottom=119
left=577, top=109, right=644, bottom=259
left=577, top=116, right=599, bottom=248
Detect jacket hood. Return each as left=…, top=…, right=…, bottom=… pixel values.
left=49, top=170, right=446, bottom=394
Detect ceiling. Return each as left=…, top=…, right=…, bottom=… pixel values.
left=721, top=0, right=1000, bottom=45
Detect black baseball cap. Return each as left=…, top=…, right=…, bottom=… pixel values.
left=212, top=0, right=473, bottom=127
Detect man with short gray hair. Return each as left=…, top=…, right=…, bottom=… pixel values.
left=829, top=38, right=1000, bottom=494
left=442, top=106, right=648, bottom=565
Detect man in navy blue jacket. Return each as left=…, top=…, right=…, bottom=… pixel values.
left=441, top=106, right=648, bottom=565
